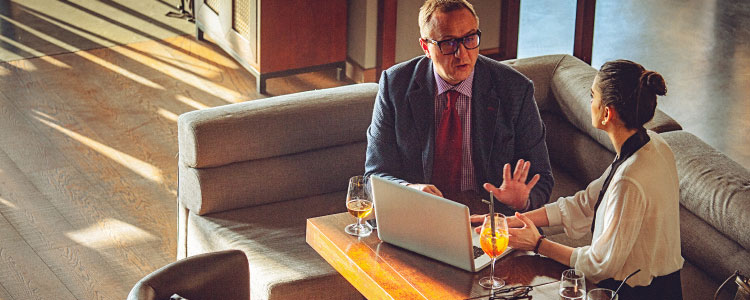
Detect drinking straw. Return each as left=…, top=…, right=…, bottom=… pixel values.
left=612, top=269, right=641, bottom=300
left=489, top=193, right=495, bottom=237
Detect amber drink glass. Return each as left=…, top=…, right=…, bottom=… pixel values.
left=478, top=213, right=509, bottom=289
left=344, top=176, right=373, bottom=237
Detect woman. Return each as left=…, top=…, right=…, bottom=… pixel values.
left=483, top=60, right=683, bottom=299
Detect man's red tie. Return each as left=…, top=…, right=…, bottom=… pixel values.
left=433, top=90, right=462, bottom=196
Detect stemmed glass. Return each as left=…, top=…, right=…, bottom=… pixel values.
left=559, top=269, right=586, bottom=300
left=588, top=288, right=617, bottom=300
left=478, top=213, right=509, bottom=289
left=344, top=175, right=373, bottom=237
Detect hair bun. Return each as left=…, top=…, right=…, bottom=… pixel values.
left=643, top=70, right=667, bottom=96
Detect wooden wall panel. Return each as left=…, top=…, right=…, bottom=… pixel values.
left=260, top=0, right=347, bottom=73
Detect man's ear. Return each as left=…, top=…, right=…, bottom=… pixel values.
left=419, top=38, right=431, bottom=58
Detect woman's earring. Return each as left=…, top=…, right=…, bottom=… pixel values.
left=601, top=120, right=607, bottom=126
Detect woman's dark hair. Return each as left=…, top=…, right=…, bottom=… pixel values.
left=596, top=60, right=667, bottom=129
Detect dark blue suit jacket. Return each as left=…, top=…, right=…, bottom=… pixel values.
left=365, top=55, right=554, bottom=212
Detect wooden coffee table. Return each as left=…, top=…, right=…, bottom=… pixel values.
left=307, top=213, right=584, bottom=299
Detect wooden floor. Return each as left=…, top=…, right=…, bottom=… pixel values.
left=0, top=35, right=348, bottom=300
left=1, top=1, right=748, bottom=299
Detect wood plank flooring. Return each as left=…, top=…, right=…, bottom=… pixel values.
left=0, top=34, right=349, bottom=300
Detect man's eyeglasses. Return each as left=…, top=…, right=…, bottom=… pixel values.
left=423, top=30, right=481, bottom=55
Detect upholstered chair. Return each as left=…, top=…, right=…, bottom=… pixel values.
left=127, top=249, right=249, bottom=300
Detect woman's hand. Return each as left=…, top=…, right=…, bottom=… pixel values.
left=508, top=212, right=542, bottom=251
left=483, top=159, right=540, bottom=210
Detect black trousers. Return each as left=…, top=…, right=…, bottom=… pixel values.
left=598, top=270, right=682, bottom=300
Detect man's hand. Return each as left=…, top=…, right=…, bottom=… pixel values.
left=508, top=212, right=541, bottom=251
left=472, top=214, right=523, bottom=233
left=406, top=183, right=443, bottom=198
left=470, top=214, right=485, bottom=225
left=506, top=215, right=523, bottom=228
left=483, top=159, right=540, bottom=211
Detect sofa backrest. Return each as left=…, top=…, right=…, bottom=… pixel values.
left=512, top=54, right=683, bottom=148
left=178, top=83, right=379, bottom=215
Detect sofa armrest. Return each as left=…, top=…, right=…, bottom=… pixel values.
left=662, top=131, right=750, bottom=250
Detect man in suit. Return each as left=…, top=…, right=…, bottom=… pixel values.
left=365, top=0, right=553, bottom=215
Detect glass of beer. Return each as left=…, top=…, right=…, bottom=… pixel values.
left=344, top=175, right=373, bottom=237
left=559, top=269, right=586, bottom=300
left=478, top=213, right=509, bottom=289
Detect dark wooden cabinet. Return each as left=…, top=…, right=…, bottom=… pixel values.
left=195, top=0, right=347, bottom=94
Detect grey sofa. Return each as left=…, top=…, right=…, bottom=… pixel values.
left=176, top=54, right=749, bottom=300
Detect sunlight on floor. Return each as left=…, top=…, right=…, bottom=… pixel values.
left=1, top=13, right=164, bottom=89
left=78, top=51, right=165, bottom=90
left=65, top=217, right=158, bottom=249
left=160, top=37, right=239, bottom=69
left=33, top=112, right=164, bottom=184
left=176, top=94, right=209, bottom=110
left=157, top=108, right=179, bottom=122
left=2, top=50, right=37, bottom=71
left=0, top=35, right=71, bottom=67
left=0, top=34, right=45, bottom=60
left=0, top=196, right=18, bottom=209
left=0, top=0, right=195, bottom=62
left=105, top=39, right=245, bottom=103
left=0, top=13, right=76, bottom=53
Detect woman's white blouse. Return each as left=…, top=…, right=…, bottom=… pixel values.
left=545, top=131, right=684, bottom=287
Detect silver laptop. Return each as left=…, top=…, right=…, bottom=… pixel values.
left=370, top=175, right=513, bottom=272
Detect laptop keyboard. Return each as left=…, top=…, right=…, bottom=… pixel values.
left=473, top=246, right=485, bottom=259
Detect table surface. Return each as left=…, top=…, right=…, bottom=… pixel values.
left=307, top=212, right=593, bottom=299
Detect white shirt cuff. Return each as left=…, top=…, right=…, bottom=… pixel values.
left=570, top=245, right=584, bottom=267
left=545, top=200, right=563, bottom=226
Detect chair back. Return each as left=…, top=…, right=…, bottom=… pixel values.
left=128, top=249, right=249, bottom=300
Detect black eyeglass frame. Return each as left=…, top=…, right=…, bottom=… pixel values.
left=464, top=280, right=559, bottom=300
left=423, top=29, right=482, bottom=55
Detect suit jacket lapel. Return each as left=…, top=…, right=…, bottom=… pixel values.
left=406, top=59, right=437, bottom=181
left=472, top=57, right=501, bottom=185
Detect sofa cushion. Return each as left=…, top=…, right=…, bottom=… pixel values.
left=543, top=112, right=614, bottom=185
left=548, top=164, right=587, bottom=204
left=545, top=164, right=593, bottom=248
left=179, top=142, right=366, bottom=215
left=680, top=260, right=720, bottom=300
left=662, top=131, right=750, bottom=250
left=185, top=192, right=363, bottom=300
left=178, top=83, right=378, bottom=168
